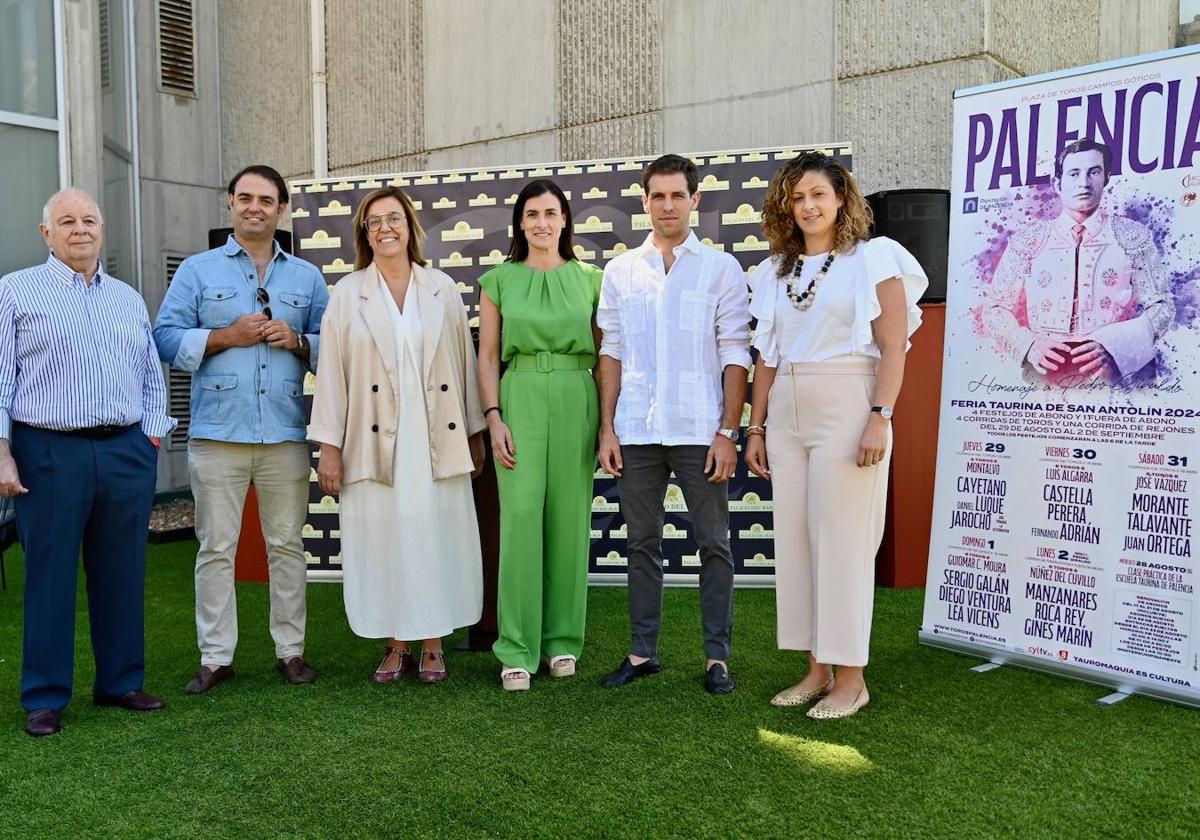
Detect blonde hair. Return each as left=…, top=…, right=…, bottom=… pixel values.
left=761, top=152, right=873, bottom=277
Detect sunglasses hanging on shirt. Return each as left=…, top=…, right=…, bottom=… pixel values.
left=256, top=286, right=272, bottom=320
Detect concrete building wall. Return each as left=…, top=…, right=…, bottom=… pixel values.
left=661, top=0, right=836, bottom=152
left=836, top=57, right=1015, bottom=194
left=834, top=0, right=1178, bottom=193
left=217, top=1, right=1178, bottom=193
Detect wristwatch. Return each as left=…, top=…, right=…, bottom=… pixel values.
left=716, top=427, right=738, bottom=442
left=870, top=405, right=894, bottom=420
left=293, top=332, right=310, bottom=356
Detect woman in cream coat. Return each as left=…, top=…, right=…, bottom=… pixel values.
left=309, top=186, right=486, bottom=684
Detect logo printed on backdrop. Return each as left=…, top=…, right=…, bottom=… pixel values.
left=289, top=145, right=854, bottom=580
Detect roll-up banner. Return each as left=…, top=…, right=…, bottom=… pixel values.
left=288, top=144, right=853, bottom=586
left=921, top=45, right=1200, bottom=707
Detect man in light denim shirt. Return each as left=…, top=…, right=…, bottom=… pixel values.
left=154, top=165, right=329, bottom=695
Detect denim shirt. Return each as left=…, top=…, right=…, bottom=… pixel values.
left=153, top=235, right=329, bottom=444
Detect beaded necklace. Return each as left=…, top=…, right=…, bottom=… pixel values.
left=785, top=250, right=837, bottom=311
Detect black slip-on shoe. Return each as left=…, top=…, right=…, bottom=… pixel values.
left=601, top=657, right=661, bottom=688
left=704, top=662, right=735, bottom=695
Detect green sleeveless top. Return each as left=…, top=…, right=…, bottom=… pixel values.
left=477, top=260, right=603, bottom=363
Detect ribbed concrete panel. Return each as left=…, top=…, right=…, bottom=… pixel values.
left=990, top=0, right=1100, bottom=76
left=558, top=113, right=663, bottom=161
left=424, top=0, right=555, bottom=149
left=836, top=57, right=1016, bottom=192
left=217, top=0, right=311, bottom=180
left=423, top=133, right=559, bottom=170
left=663, top=83, right=834, bottom=152
left=558, top=0, right=661, bottom=126
left=838, top=0, right=987, bottom=77
left=1097, top=0, right=1177, bottom=60
left=330, top=154, right=430, bottom=177
left=326, top=0, right=423, bottom=171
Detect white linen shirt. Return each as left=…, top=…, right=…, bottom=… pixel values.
left=598, top=231, right=751, bottom=446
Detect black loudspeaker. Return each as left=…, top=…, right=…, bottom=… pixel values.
left=207, top=227, right=294, bottom=254
left=866, top=190, right=949, bottom=303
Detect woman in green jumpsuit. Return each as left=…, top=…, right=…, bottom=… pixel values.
left=477, top=179, right=601, bottom=691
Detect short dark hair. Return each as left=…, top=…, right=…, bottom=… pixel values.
left=507, top=179, right=575, bottom=264
left=641, top=153, right=699, bottom=196
left=227, top=165, right=289, bottom=204
left=1054, top=139, right=1112, bottom=181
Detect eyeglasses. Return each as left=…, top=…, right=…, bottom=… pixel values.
left=256, top=286, right=272, bottom=320
left=364, top=212, right=406, bottom=233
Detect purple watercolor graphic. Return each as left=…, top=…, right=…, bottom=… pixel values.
left=961, top=171, right=1200, bottom=384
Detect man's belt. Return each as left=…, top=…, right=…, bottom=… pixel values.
left=37, top=423, right=138, bottom=439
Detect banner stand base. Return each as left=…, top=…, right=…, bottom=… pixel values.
left=1097, top=691, right=1132, bottom=706
left=920, top=632, right=1199, bottom=709
left=969, top=662, right=1004, bottom=674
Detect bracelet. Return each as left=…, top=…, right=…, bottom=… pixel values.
left=484, top=406, right=502, bottom=418
left=746, top=425, right=766, bottom=437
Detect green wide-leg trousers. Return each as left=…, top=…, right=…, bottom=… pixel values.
left=492, top=368, right=598, bottom=674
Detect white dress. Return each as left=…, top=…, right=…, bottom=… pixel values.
left=339, top=280, right=483, bottom=640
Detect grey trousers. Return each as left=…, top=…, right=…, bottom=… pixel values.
left=617, top=444, right=734, bottom=661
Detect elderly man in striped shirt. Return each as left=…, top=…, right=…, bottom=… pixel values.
left=0, top=188, right=176, bottom=737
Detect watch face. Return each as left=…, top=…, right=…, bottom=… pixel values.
left=881, top=407, right=893, bottom=420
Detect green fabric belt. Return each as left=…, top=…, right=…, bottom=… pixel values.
left=507, top=351, right=595, bottom=372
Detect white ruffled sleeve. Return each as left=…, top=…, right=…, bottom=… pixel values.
left=855, top=236, right=929, bottom=353
left=747, top=255, right=783, bottom=367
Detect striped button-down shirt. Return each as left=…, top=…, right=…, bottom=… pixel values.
left=0, top=254, right=176, bottom=439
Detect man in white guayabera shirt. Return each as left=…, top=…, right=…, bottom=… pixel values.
left=596, top=154, right=751, bottom=695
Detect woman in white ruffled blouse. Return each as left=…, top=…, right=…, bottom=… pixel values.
left=744, top=152, right=927, bottom=719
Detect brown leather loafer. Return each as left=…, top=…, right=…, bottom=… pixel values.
left=184, top=665, right=235, bottom=696
left=276, top=656, right=316, bottom=685
left=93, top=689, right=167, bottom=711
left=26, top=709, right=61, bottom=737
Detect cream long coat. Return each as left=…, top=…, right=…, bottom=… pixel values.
left=308, top=262, right=486, bottom=483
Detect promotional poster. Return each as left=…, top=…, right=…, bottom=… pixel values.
left=921, top=46, right=1200, bottom=705
left=288, top=145, right=854, bottom=582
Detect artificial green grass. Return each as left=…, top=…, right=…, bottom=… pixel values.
left=0, top=542, right=1197, bottom=839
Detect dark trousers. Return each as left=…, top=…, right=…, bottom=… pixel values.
left=617, top=444, right=734, bottom=661
left=13, top=423, right=158, bottom=712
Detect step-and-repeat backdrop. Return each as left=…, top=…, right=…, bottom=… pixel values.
left=921, top=45, right=1200, bottom=706
left=288, top=144, right=853, bottom=583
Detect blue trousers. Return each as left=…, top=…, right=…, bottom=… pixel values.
left=13, top=423, right=158, bottom=712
